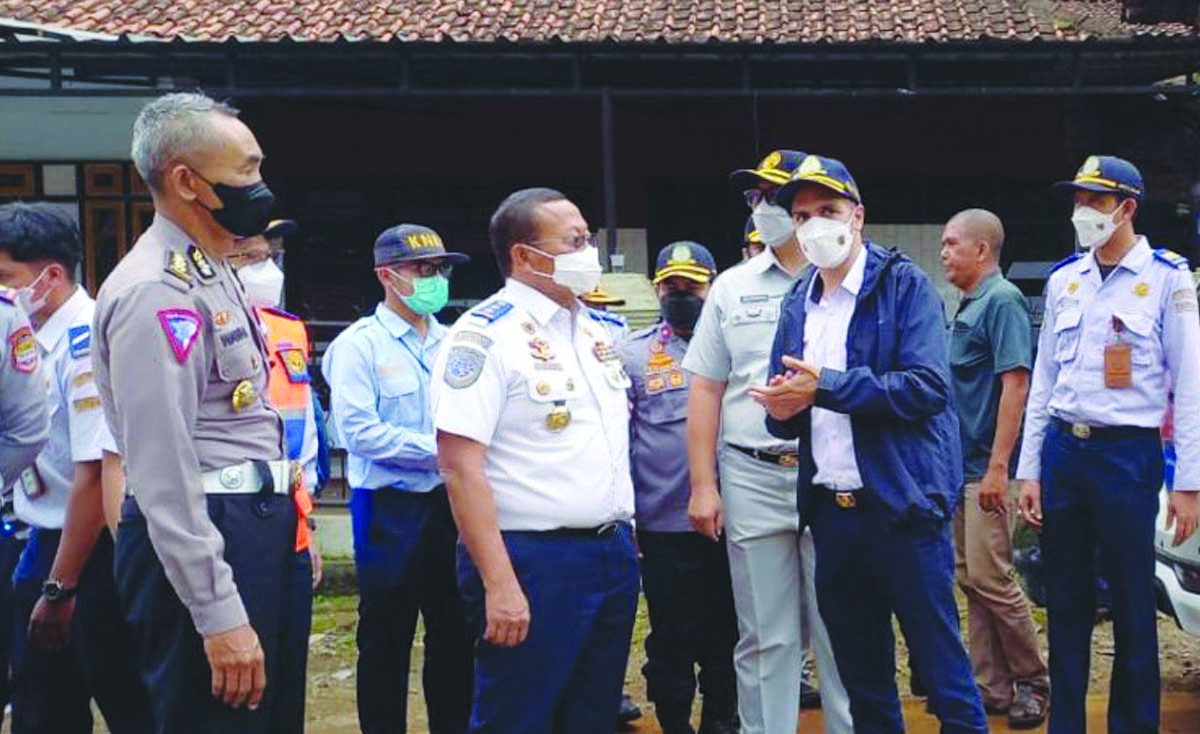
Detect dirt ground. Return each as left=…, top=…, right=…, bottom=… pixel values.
left=303, top=592, right=1200, bottom=734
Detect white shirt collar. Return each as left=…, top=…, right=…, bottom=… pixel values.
left=35, top=286, right=88, bottom=352
left=505, top=277, right=573, bottom=326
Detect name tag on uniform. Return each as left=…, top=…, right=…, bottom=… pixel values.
left=1104, top=316, right=1131, bottom=389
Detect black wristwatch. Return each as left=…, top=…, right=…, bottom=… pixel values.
left=41, top=579, right=76, bottom=603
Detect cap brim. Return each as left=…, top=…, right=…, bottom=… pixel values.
left=377, top=251, right=471, bottom=266
left=1053, top=179, right=1142, bottom=199
left=653, top=267, right=713, bottom=285
left=729, top=168, right=791, bottom=191
left=263, top=220, right=298, bottom=239
left=583, top=296, right=626, bottom=306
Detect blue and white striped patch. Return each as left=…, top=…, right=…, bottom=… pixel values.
left=67, top=324, right=90, bottom=359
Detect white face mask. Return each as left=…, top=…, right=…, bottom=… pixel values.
left=796, top=216, right=854, bottom=269
left=751, top=201, right=794, bottom=248
left=238, top=259, right=285, bottom=308
left=16, top=266, right=51, bottom=318
left=1070, top=205, right=1118, bottom=251
left=525, top=244, right=603, bottom=296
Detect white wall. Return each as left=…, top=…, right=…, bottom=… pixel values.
left=0, top=97, right=154, bottom=160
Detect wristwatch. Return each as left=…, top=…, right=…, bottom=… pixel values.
left=41, top=579, right=76, bottom=603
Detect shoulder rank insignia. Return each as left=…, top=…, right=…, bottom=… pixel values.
left=164, top=250, right=193, bottom=286
left=469, top=300, right=513, bottom=324
left=187, top=244, right=216, bottom=280
left=1049, top=251, right=1084, bottom=276
left=0, top=286, right=13, bottom=306
left=157, top=308, right=202, bottom=364
left=67, top=324, right=90, bottom=359
left=279, top=348, right=310, bottom=384
left=7, top=325, right=37, bottom=374
left=1153, top=249, right=1189, bottom=270
left=444, top=345, right=487, bottom=389
left=587, top=308, right=627, bottom=327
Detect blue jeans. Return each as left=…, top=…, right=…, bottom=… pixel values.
left=1040, top=421, right=1162, bottom=734
left=350, top=487, right=472, bottom=734
left=457, top=523, right=640, bottom=734
left=809, top=494, right=986, bottom=734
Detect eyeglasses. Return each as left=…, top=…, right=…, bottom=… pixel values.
left=527, top=232, right=599, bottom=252
left=394, top=261, right=454, bottom=278
left=743, top=188, right=779, bottom=209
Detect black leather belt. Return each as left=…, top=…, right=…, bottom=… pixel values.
left=1050, top=417, right=1158, bottom=442
left=729, top=443, right=800, bottom=468
left=815, top=484, right=865, bottom=510
left=541, top=521, right=629, bottom=538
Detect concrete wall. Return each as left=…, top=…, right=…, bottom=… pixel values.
left=0, top=97, right=152, bottom=160
left=865, top=223, right=961, bottom=316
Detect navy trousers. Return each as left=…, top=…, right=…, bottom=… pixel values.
left=11, top=529, right=90, bottom=734
left=457, top=523, right=640, bottom=734
left=809, top=494, right=987, bottom=734
left=0, top=534, right=25, bottom=712
left=72, top=530, right=155, bottom=734
left=638, top=530, right=738, bottom=713
left=350, top=486, right=472, bottom=734
left=115, top=493, right=308, bottom=734
left=1040, top=421, right=1162, bottom=734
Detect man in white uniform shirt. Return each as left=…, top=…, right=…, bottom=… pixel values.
left=433, top=187, right=638, bottom=734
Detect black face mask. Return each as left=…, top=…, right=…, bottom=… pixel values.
left=195, top=172, right=276, bottom=238
left=661, top=290, right=704, bottom=333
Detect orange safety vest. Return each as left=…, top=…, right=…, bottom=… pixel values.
left=256, top=306, right=315, bottom=553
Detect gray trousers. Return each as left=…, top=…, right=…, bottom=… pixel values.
left=719, top=444, right=852, bottom=734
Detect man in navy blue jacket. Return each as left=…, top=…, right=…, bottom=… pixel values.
left=752, top=154, right=986, bottom=734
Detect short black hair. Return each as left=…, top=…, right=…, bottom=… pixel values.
left=488, top=187, right=567, bottom=276
left=0, top=202, right=82, bottom=279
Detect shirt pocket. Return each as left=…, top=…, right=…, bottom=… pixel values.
left=1051, top=308, right=1083, bottom=365
left=213, top=323, right=261, bottom=382
left=1113, top=310, right=1158, bottom=366
left=728, top=302, right=780, bottom=352
left=376, top=366, right=420, bottom=399
left=525, top=371, right=582, bottom=433
left=640, top=387, right=688, bottom=425
left=948, top=321, right=987, bottom=370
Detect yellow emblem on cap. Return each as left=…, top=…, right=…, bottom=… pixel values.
left=231, top=379, right=257, bottom=412
left=1079, top=156, right=1102, bottom=178
left=670, top=243, right=693, bottom=264
left=1134, top=282, right=1149, bottom=297
left=406, top=231, right=443, bottom=251
left=760, top=151, right=782, bottom=172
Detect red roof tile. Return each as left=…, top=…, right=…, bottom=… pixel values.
left=1, top=0, right=1195, bottom=43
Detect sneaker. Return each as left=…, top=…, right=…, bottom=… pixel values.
left=1007, top=682, right=1049, bottom=729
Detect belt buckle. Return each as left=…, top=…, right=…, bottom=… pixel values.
left=834, top=491, right=857, bottom=509
left=218, top=465, right=246, bottom=490
left=778, top=452, right=799, bottom=468
left=1070, top=422, right=1092, bottom=440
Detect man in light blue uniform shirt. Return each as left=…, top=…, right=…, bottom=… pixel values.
left=1016, top=155, right=1200, bottom=734
left=322, top=223, right=473, bottom=734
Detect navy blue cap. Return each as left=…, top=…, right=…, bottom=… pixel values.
left=263, top=219, right=297, bottom=239
left=743, top=215, right=762, bottom=245
left=775, top=154, right=862, bottom=210
left=1055, top=155, right=1144, bottom=200
left=729, top=150, right=808, bottom=191
left=373, top=224, right=469, bottom=267
left=653, top=241, right=717, bottom=285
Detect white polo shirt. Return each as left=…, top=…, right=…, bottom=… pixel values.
left=16, top=287, right=116, bottom=529
left=431, top=279, right=635, bottom=531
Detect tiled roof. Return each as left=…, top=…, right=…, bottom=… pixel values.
left=1, top=1, right=1194, bottom=43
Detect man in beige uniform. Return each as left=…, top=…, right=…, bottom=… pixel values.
left=93, top=92, right=307, bottom=734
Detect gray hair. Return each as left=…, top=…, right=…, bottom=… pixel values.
left=130, top=92, right=240, bottom=190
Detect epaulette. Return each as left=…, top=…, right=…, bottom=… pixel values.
left=587, top=308, right=626, bottom=326
left=67, top=324, right=90, bottom=359
left=259, top=306, right=300, bottom=321
left=1154, top=249, right=1189, bottom=270
left=162, top=249, right=194, bottom=292
left=1049, top=251, right=1084, bottom=276
left=0, top=286, right=13, bottom=306
left=468, top=299, right=513, bottom=324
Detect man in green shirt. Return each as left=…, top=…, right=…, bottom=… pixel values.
left=941, top=209, right=1049, bottom=728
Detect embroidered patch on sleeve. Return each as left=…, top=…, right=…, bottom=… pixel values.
left=157, top=309, right=203, bottom=364
left=7, top=325, right=37, bottom=374
left=280, top=348, right=310, bottom=383
left=72, top=396, right=102, bottom=412
left=443, top=345, right=487, bottom=389
left=68, top=324, right=91, bottom=359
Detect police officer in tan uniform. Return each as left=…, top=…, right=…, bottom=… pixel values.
left=93, top=92, right=307, bottom=734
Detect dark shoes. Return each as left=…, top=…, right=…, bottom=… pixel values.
left=618, top=693, right=642, bottom=726
left=697, top=699, right=739, bottom=734
left=1007, top=682, right=1049, bottom=729
left=655, top=701, right=695, bottom=734
left=799, top=679, right=821, bottom=710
